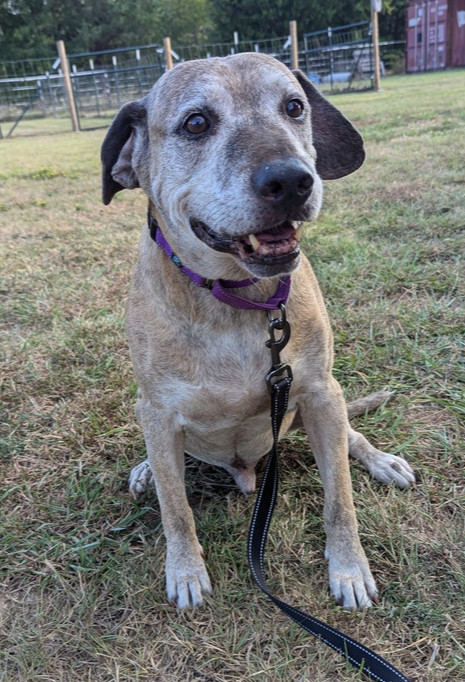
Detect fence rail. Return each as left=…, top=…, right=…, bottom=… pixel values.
left=0, top=23, right=384, bottom=137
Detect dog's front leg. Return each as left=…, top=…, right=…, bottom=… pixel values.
left=136, top=396, right=212, bottom=609
left=301, top=378, right=378, bottom=609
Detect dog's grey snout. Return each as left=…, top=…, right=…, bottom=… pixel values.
left=252, top=159, right=314, bottom=209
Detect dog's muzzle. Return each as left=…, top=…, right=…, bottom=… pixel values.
left=190, top=158, right=314, bottom=271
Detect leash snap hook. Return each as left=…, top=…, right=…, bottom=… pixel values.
left=265, top=303, right=293, bottom=393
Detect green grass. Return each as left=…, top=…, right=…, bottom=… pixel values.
left=1, top=70, right=464, bottom=681
left=1, top=115, right=114, bottom=139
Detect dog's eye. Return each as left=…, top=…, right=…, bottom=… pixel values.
left=184, top=113, right=210, bottom=135
left=285, top=99, right=304, bottom=119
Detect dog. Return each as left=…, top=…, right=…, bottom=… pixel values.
left=101, top=52, right=415, bottom=611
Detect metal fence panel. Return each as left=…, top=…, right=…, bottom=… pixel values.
left=303, top=22, right=374, bottom=90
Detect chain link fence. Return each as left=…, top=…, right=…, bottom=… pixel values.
left=0, top=23, right=384, bottom=138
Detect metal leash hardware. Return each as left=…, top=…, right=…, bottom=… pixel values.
left=247, top=304, right=411, bottom=682
left=265, top=303, right=293, bottom=392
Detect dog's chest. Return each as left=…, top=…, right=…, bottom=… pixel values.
left=158, top=330, right=272, bottom=421
left=128, top=282, right=313, bottom=462
left=155, top=331, right=281, bottom=462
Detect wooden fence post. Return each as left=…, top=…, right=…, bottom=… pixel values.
left=289, top=20, right=299, bottom=70
left=371, top=2, right=382, bottom=91
left=56, top=40, right=79, bottom=132
left=163, top=37, right=173, bottom=70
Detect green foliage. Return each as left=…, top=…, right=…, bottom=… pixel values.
left=0, top=0, right=213, bottom=59
left=209, top=0, right=369, bottom=41
left=161, top=0, right=214, bottom=45
left=379, top=0, right=408, bottom=41
left=0, top=0, right=407, bottom=60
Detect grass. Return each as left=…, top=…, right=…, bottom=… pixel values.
left=1, top=69, right=464, bottom=681
left=1, top=115, right=114, bottom=139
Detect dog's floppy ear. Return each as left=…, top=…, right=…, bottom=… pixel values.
left=101, top=99, right=147, bottom=205
left=293, top=70, right=365, bottom=179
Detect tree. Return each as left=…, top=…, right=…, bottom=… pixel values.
left=0, top=0, right=213, bottom=60
left=208, top=0, right=370, bottom=41
left=158, top=0, right=213, bottom=45
left=378, top=0, right=408, bottom=42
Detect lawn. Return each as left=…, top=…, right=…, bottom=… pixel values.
left=1, top=69, right=464, bottom=681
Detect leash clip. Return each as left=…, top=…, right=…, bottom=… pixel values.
left=265, top=303, right=293, bottom=392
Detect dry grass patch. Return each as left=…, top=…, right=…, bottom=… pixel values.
left=1, top=70, right=464, bottom=681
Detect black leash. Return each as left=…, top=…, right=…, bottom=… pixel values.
left=247, top=304, right=411, bottom=682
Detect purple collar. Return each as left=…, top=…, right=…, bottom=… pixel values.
left=148, top=211, right=291, bottom=311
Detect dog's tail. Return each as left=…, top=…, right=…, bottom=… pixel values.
left=346, top=391, right=394, bottom=419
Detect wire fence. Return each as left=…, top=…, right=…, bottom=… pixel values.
left=69, top=45, right=166, bottom=122
left=0, top=43, right=167, bottom=136
left=303, top=21, right=378, bottom=87
left=0, top=22, right=401, bottom=138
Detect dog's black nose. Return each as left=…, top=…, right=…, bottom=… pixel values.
left=253, top=159, right=314, bottom=208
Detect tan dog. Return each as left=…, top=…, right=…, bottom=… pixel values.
left=101, top=53, right=414, bottom=611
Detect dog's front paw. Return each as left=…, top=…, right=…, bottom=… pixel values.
left=166, top=546, right=212, bottom=610
left=129, top=459, right=154, bottom=499
left=326, top=547, right=378, bottom=610
left=367, top=451, right=415, bottom=489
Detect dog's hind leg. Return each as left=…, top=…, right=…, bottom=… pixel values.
left=345, top=391, right=415, bottom=488
left=348, top=427, right=415, bottom=488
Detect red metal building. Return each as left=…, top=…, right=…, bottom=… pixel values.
left=406, top=0, right=465, bottom=71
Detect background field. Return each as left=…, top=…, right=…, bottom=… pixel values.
left=1, top=70, right=464, bottom=681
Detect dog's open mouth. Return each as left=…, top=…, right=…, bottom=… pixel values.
left=191, top=220, right=302, bottom=265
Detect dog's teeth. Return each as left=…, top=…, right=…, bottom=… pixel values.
left=295, top=225, right=304, bottom=240
left=248, top=233, right=261, bottom=251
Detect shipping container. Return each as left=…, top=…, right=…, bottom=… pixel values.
left=406, top=0, right=465, bottom=71
left=451, top=0, right=465, bottom=64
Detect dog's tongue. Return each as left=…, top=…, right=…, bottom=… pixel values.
left=248, top=224, right=299, bottom=257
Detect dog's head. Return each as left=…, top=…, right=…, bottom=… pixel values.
left=101, top=53, right=364, bottom=279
